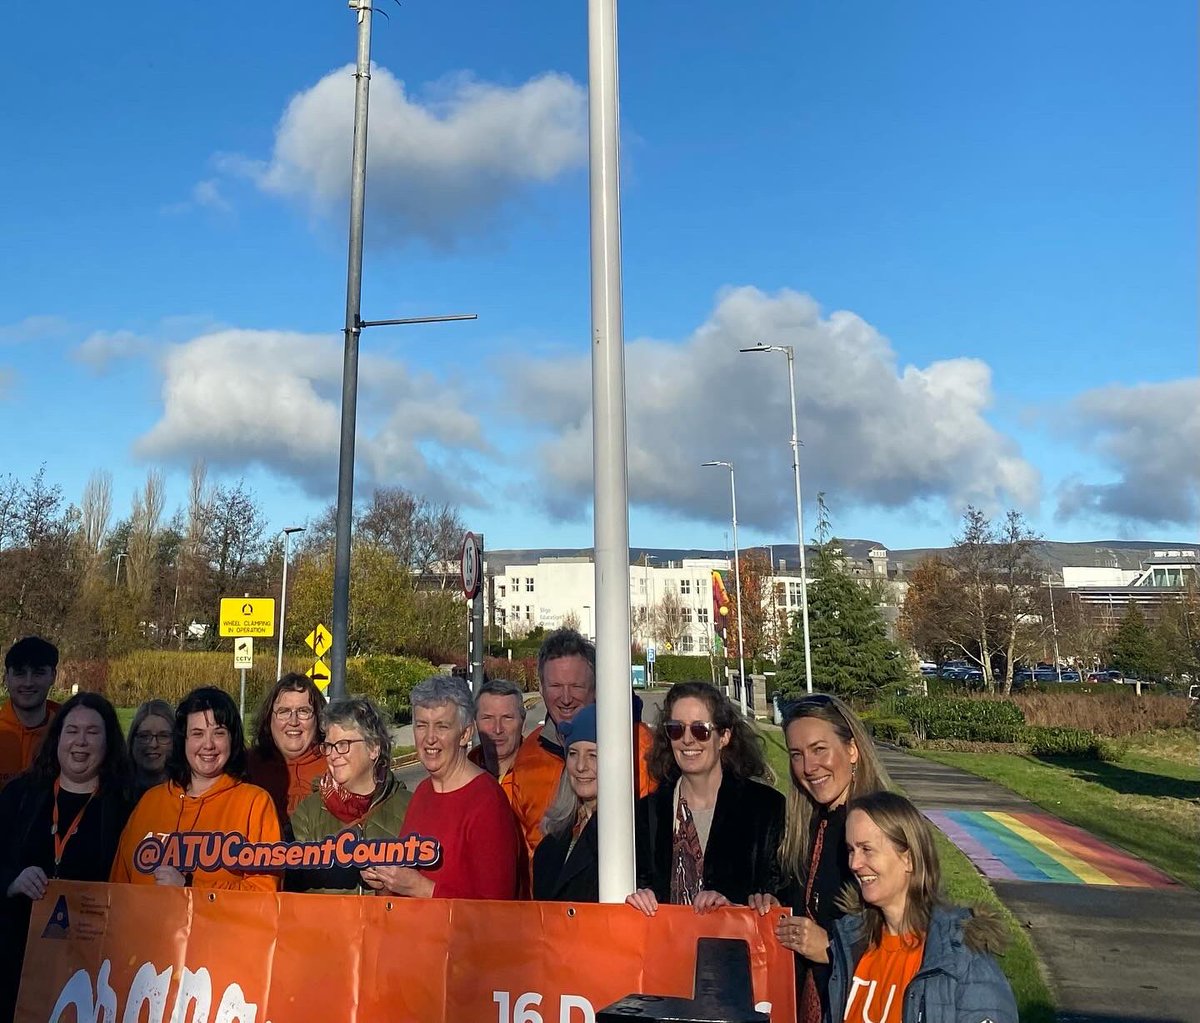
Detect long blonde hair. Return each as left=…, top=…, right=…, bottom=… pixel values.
left=778, top=693, right=891, bottom=886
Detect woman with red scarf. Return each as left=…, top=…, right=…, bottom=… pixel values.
left=288, top=696, right=410, bottom=894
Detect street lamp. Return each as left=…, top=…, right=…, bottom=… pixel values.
left=114, top=551, right=128, bottom=587
left=740, top=342, right=814, bottom=694
left=702, top=460, right=748, bottom=716
left=277, top=527, right=305, bottom=680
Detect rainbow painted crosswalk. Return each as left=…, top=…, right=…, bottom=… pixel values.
left=925, top=809, right=1180, bottom=888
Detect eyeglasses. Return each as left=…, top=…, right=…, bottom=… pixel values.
left=663, top=720, right=717, bottom=743
left=318, top=738, right=365, bottom=756
left=135, top=731, right=172, bottom=746
left=273, top=706, right=315, bottom=721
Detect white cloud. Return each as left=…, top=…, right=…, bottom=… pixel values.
left=230, top=66, right=586, bottom=245
left=1056, top=378, right=1200, bottom=528
left=133, top=328, right=488, bottom=505
left=75, top=329, right=152, bottom=371
left=505, top=286, right=1041, bottom=528
left=0, top=315, right=71, bottom=344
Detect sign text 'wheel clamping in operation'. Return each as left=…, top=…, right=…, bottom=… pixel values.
left=220, top=597, right=276, bottom=716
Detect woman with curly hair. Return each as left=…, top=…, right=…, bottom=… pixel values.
left=625, top=681, right=784, bottom=916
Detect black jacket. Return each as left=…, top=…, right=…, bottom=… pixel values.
left=532, top=813, right=599, bottom=903
left=635, top=773, right=784, bottom=905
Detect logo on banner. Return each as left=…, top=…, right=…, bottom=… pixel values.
left=41, top=895, right=71, bottom=939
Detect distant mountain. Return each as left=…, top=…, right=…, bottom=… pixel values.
left=483, top=538, right=1196, bottom=573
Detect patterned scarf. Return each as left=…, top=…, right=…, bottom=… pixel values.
left=798, top=815, right=829, bottom=1023
left=670, top=794, right=704, bottom=906
left=319, top=774, right=375, bottom=825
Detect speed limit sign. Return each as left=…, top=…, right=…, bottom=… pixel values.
left=460, top=531, right=482, bottom=599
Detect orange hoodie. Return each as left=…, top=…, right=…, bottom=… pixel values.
left=0, top=699, right=60, bottom=791
left=510, top=720, right=655, bottom=860
left=110, top=773, right=282, bottom=891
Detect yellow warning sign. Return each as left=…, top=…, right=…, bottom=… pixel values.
left=307, top=659, right=331, bottom=693
left=218, top=597, right=276, bottom=638
left=305, top=624, right=333, bottom=658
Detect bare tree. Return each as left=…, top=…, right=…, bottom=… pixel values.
left=651, top=587, right=688, bottom=651
left=126, top=469, right=165, bottom=611
left=78, top=471, right=112, bottom=562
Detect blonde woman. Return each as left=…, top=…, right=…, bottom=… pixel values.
left=749, top=693, right=891, bottom=1023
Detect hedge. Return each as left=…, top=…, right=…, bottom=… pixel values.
left=894, top=696, right=1025, bottom=743
left=1021, top=726, right=1126, bottom=761
left=345, top=655, right=440, bottom=724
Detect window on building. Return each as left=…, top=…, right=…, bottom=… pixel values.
left=680, top=578, right=691, bottom=595
left=525, top=605, right=533, bottom=621
left=510, top=578, right=519, bottom=594
left=681, top=607, right=692, bottom=623
left=788, top=581, right=803, bottom=605
left=498, top=584, right=506, bottom=599
left=681, top=635, right=694, bottom=653
left=525, top=577, right=534, bottom=592
left=697, top=579, right=706, bottom=595
left=697, top=606, right=710, bottom=625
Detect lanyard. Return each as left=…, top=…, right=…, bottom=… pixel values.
left=52, top=779, right=97, bottom=873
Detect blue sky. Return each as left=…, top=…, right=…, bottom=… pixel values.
left=1, top=0, right=1196, bottom=554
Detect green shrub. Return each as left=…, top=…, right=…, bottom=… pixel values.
left=1022, top=726, right=1106, bottom=759
left=345, top=654, right=438, bottom=723
left=861, top=714, right=910, bottom=744
left=895, top=696, right=1025, bottom=742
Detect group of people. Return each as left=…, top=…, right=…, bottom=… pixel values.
left=0, top=628, right=1016, bottom=1023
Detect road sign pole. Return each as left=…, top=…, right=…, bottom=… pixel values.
left=472, top=534, right=485, bottom=695
left=239, top=668, right=247, bottom=719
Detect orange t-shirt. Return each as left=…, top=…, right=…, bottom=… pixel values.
left=844, top=933, right=926, bottom=1023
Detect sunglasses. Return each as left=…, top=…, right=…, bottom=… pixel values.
left=663, top=720, right=717, bottom=743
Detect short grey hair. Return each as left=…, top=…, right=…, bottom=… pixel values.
left=323, top=696, right=392, bottom=763
left=475, top=678, right=527, bottom=721
left=411, top=675, right=474, bottom=731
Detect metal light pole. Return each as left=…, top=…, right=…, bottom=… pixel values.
left=742, top=342, right=813, bottom=693
left=703, top=461, right=747, bottom=716
left=328, top=1, right=476, bottom=699
left=588, top=0, right=636, bottom=904
left=1047, top=574, right=1063, bottom=684
left=114, top=551, right=128, bottom=587
left=277, top=527, right=305, bottom=680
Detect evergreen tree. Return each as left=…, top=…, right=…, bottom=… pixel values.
left=777, top=512, right=910, bottom=698
left=1106, top=603, right=1165, bottom=681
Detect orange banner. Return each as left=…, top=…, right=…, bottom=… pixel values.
left=18, top=882, right=796, bottom=1022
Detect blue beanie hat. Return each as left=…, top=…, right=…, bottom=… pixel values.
left=560, top=703, right=598, bottom=748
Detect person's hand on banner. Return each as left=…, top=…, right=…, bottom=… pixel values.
left=361, top=865, right=435, bottom=898
left=7, top=866, right=48, bottom=900
left=691, top=890, right=732, bottom=915
left=154, top=865, right=187, bottom=887
left=624, top=888, right=659, bottom=916
left=747, top=892, right=781, bottom=916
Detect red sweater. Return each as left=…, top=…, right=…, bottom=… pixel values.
left=403, top=772, right=518, bottom=900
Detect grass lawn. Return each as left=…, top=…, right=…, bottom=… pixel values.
left=916, top=741, right=1200, bottom=890
left=757, top=725, right=1055, bottom=1022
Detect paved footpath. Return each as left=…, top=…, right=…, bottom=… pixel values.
left=880, top=747, right=1200, bottom=1023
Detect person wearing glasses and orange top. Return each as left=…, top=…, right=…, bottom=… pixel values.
left=749, top=693, right=892, bottom=1023
left=127, top=699, right=174, bottom=796
left=288, top=696, right=411, bottom=894
left=0, top=692, right=133, bottom=1021
left=625, top=681, right=784, bottom=916
left=111, top=686, right=281, bottom=891
left=247, top=673, right=328, bottom=822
